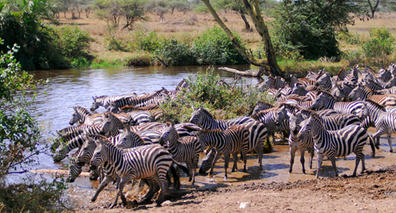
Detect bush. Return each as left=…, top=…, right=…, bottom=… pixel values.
left=56, top=26, right=94, bottom=61
left=160, top=69, right=274, bottom=123
left=337, top=31, right=361, bottom=45
left=155, top=38, right=196, bottom=66
left=126, top=54, right=153, bottom=66
left=192, top=26, right=247, bottom=65
left=362, top=28, right=394, bottom=58
left=128, top=30, right=163, bottom=52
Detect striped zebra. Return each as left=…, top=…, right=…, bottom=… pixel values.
left=368, top=94, right=396, bottom=109
left=159, top=123, right=201, bottom=185
left=69, top=106, right=104, bottom=126
left=196, top=125, right=249, bottom=180
left=199, top=121, right=268, bottom=175
left=360, top=100, right=396, bottom=152
left=309, top=91, right=369, bottom=119
left=297, top=111, right=371, bottom=178
left=108, top=88, right=168, bottom=113
left=69, top=129, right=146, bottom=182
left=90, top=142, right=173, bottom=207
left=251, top=101, right=274, bottom=116
left=315, top=72, right=332, bottom=91
left=90, top=93, right=137, bottom=112
left=189, top=107, right=255, bottom=130
left=377, top=86, right=396, bottom=95
left=251, top=107, right=289, bottom=144
left=348, top=85, right=376, bottom=101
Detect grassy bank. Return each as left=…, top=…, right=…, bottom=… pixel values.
left=52, top=11, right=396, bottom=72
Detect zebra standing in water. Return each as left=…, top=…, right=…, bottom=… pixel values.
left=90, top=93, right=137, bottom=111
left=108, top=88, right=168, bottom=113
left=90, top=141, right=173, bottom=208
left=297, top=111, right=371, bottom=178
left=196, top=125, right=249, bottom=180
left=69, top=106, right=104, bottom=125
left=159, top=123, right=201, bottom=185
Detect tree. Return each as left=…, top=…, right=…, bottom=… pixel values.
left=214, top=0, right=253, bottom=32
left=367, top=0, right=380, bottom=18
left=273, top=0, right=363, bottom=60
left=146, top=0, right=168, bottom=23
left=202, top=0, right=283, bottom=78
left=95, top=0, right=145, bottom=29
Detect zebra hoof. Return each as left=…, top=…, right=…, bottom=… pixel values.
left=390, top=150, right=393, bottom=153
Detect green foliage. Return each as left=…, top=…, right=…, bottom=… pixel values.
left=155, top=38, right=195, bottom=66
left=192, top=26, right=247, bottom=65
left=362, top=28, right=394, bottom=58
left=126, top=54, right=152, bottom=66
left=0, top=178, right=67, bottom=212
left=337, top=31, right=361, bottom=45
left=273, top=0, right=362, bottom=60
left=56, top=26, right=93, bottom=60
left=129, top=30, right=163, bottom=52
left=160, top=69, right=274, bottom=123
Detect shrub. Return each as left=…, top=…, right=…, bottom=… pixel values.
left=337, top=31, right=361, bottom=45
left=155, top=38, right=195, bottom=66
left=362, top=28, right=394, bottom=58
left=56, top=26, right=94, bottom=60
left=126, top=54, right=153, bottom=66
left=128, top=30, right=163, bottom=52
left=192, top=26, right=247, bottom=65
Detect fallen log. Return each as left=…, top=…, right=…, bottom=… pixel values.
left=29, top=169, right=90, bottom=176
left=218, top=66, right=260, bottom=77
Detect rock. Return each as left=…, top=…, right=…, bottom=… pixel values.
left=162, top=200, right=172, bottom=207
left=239, top=202, right=250, bottom=209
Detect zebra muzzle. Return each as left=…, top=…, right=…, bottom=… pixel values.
left=77, top=161, right=85, bottom=167
left=89, top=165, right=97, bottom=171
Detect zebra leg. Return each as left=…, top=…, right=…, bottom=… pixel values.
left=140, top=178, right=157, bottom=205
left=91, top=175, right=114, bottom=202
left=224, top=153, right=231, bottom=180
left=316, top=154, right=323, bottom=179
left=231, top=152, right=238, bottom=172
left=330, top=157, right=338, bottom=177
left=309, top=149, right=314, bottom=169
left=387, top=132, right=393, bottom=152
left=373, top=129, right=386, bottom=150
left=255, top=142, right=263, bottom=170
left=352, top=155, right=361, bottom=177
left=300, top=149, right=306, bottom=174
left=289, top=145, right=297, bottom=173
left=156, top=174, right=169, bottom=206
left=240, top=152, right=247, bottom=172
left=360, top=153, right=366, bottom=173
left=111, top=176, right=130, bottom=208
left=368, top=134, right=376, bottom=158
left=209, top=151, right=221, bottom=176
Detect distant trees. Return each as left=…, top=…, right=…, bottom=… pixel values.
left=95, top=0, right=145, bottom=29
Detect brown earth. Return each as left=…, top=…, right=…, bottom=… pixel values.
left=66, top=140, right=396, bottom=212
left=70, top=166, right=396, bottom=213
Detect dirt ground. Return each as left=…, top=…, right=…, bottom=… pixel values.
left=66, top=140, right=396, bottom=213
left=69, top=166, right=396, bottom=213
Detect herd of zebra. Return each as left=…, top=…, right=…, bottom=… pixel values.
left=53, top=64, right=396, bottom=208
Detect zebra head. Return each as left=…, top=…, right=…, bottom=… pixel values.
left=348, top=84, right=366, bottom=101
left=309, top=91, right=335, bottom=110
left=159, top=123, right=178, bottom=146
left=77, top=137, right=97, bottom=167
left=288, top=112, right=303, bottom=136
left=273, top=106, right=289, bottom=126
left=100, top=112, right=123, bottom=137
left=189, top=108, right=212, bottom=128
left=90, top=137, right=110, bottom=171
left=199, top=148, right=216, bottom=175
left=251, top=101, right=273, bottom=116
left=108, top=102, right=119, bottom=113
left=297, top=116, right=314, bottom=141
left=91, top=96, right=100, bottom=112
left=70, top=106, right=83, bottom=125
left=116, top=127, right=145, bottom=148
left=291, top=83, right=308, bottom=96
left=68, top=161, right=82, bottom=183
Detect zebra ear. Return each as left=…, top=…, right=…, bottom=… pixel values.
left=92, top=96, right=95, bottom=100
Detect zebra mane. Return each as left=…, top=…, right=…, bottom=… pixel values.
left=365, top=99, right=386, bottom=111
left=317, top=89, right=335, bottom=99
left=93, top=95, right=107, bottom=100
left=196, top=108, right=214, bottom=119
left=74, top=106, right=92, bottom=116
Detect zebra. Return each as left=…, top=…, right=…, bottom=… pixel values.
left=90, top=141, right=173, bottom=207
left=69, top=128, right=146, bottom=182
left=108, top=88, right=168, bottom=113
left=158, top=123, right=201, bottom=185
left=348, top=85, right=377, bottom=101
left=69, top=106, right=104, bottom=126
left=196, top=125, right=249, bottom=180
left=251, top=101, right=274, bottom=116
left=53, top=133, right=91, bottom=162
left=90, top=93, right=137, bottom=112
left=251, top=107, right=289, bottom=144
left=297, top=111, right=372, bottom=178
left=189, top=107, right=255, bottom=130
left=360, top=100, right=396, bottom=152
left=309, top=91, right=369, bottom=120
left=368, top=94, right=396, bottom=109
left=377, top=86, right=396, bottom=95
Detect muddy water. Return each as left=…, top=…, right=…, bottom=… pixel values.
left=18, top=66, right=396, bottom=206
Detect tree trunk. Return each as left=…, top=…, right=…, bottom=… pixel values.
left=368, top=0, right=380, bottom=19
left=202, top=0, right=284, bottom=78
left=240, top=12, right=252, bottom=32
